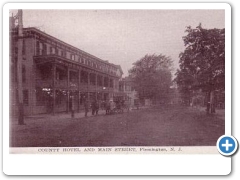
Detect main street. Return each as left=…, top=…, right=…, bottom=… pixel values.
left=10, top=105, right=224, bottom=147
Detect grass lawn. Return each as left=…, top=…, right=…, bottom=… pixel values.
left=10, top=105, right=224, bottom=147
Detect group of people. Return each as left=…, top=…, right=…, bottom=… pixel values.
left=84, top=99, right=100, bottom=117
left=83, top=99, right=127, bottom=117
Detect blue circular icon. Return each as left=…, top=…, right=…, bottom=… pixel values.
left=217, top=135, right=238, bottom=156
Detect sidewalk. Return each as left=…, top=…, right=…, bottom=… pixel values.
left=190, top=106, right=225, bottom=120
left=11, top=106, right=151, bottom=125
left=11, top=109, right=108, bottom=124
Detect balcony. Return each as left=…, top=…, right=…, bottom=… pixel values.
left=55, top=80, right=67, bottom=88
left=35, top=79, right=52, bottom=88
left=34, top=54, right=120, bottom=78
left=69, top=80, right=78, bottom=90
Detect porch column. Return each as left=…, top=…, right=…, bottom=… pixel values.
left=67, top=66, right=70, bottom=113
left=78, top=69, right=81, bottom=112
left=87, top=71, right=90, bottom=101
left=52, top=63, right=56, bottom=115
left=95, top=72, right=98, bottom=100
left=108, top=76, right=111, bottom=99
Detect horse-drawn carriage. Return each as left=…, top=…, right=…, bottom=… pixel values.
left=106, top=100, right=124, bottom=115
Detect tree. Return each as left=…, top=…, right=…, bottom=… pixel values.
left=128, top=54, right=173, bottom=104
left=174, top=69, right=195, bottom=105
left=175, top=24, right=225, bottom=113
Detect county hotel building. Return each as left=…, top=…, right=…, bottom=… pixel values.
left=10, top=27, right=123, bottom=116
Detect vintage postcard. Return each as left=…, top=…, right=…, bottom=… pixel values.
left=3, top=2, right=232, bottom=175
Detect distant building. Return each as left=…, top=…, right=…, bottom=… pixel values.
left=10, top=26, right=123, bottom=116
left=119, top=76, right=139, bottom=107
left=169, top=87, right=181, bottom=105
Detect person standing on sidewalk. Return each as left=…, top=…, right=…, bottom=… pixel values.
left=109, top=99, right=115, bottom=114
left=91, top=100, right=96, bottom=115
left=95, top=100, right=100, bottom=115
left=105, top=100, right=110, bottom=115
left=71, top=95, right=75, bottom=118
left=84, top=99, right=89, bottom=117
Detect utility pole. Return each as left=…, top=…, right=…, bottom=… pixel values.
left=16, top=9, right=25, bottom=125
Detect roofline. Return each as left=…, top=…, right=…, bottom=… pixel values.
left=23, top=27, right=120, bottom=68
left=114, top=65, right=124, bottom=74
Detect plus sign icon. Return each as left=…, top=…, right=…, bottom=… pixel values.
left=217, top=135, right=238, bottom=156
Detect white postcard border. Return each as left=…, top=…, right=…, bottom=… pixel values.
left=3, top=2, right=231, bottom=175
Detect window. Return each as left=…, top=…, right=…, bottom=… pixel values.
left=97, top=75, right=103, bottom=86
left=125, top=85, right=132, bottom=91
left=56, top=68, right=66, bottom=80
left=55, top=48, right=58, bottom=56
left=71, top=54, right=75, bottom=60
left=50, top=47, right=55, bottom=54
left=114, top=80, right=118, bottom=90
left=23, top=89, right=29, bottom=105
left=35, top=87, right=52, bottom=106
left=38, top=64, right=51, bottom=80
left=43, top=43, right=47, bottom=55
left=70, top=71, right=78, bottom=83
left=81, top=71, right=88, bottom=84
left=104, top=77, right=109, bottom=87
left=36, top=88, right=44, bottom=106
left=36, top=41, right=40, bottom=55
left=61, top=50, right=66, bottom=57
left=110, top=79, right=113, bottom=88
left=89, top=73, right=96, bottom=85
left=22, top=65, right=26, bottom=83
left=38, top=42, right=43, bottom=55
left=66, top=52, right=70, bottom=59
left=55, top=90, right=67, bottom=105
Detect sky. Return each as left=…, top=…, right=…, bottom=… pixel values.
left=11, top=9, right=225, bottom=77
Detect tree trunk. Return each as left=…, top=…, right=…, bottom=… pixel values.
left=206, top=90, right=215, bottom=114
left=210, top=90, right=216, bottom=113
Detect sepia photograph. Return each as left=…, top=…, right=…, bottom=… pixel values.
left=9, top=8, right=225, bottom=151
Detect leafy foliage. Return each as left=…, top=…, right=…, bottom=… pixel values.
left=128, top=54, right=173, bottom=101
left=175, top=24, right=225, bottom=96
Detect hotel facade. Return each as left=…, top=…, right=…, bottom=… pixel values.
left=10, top=25, right=123, bottom=116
